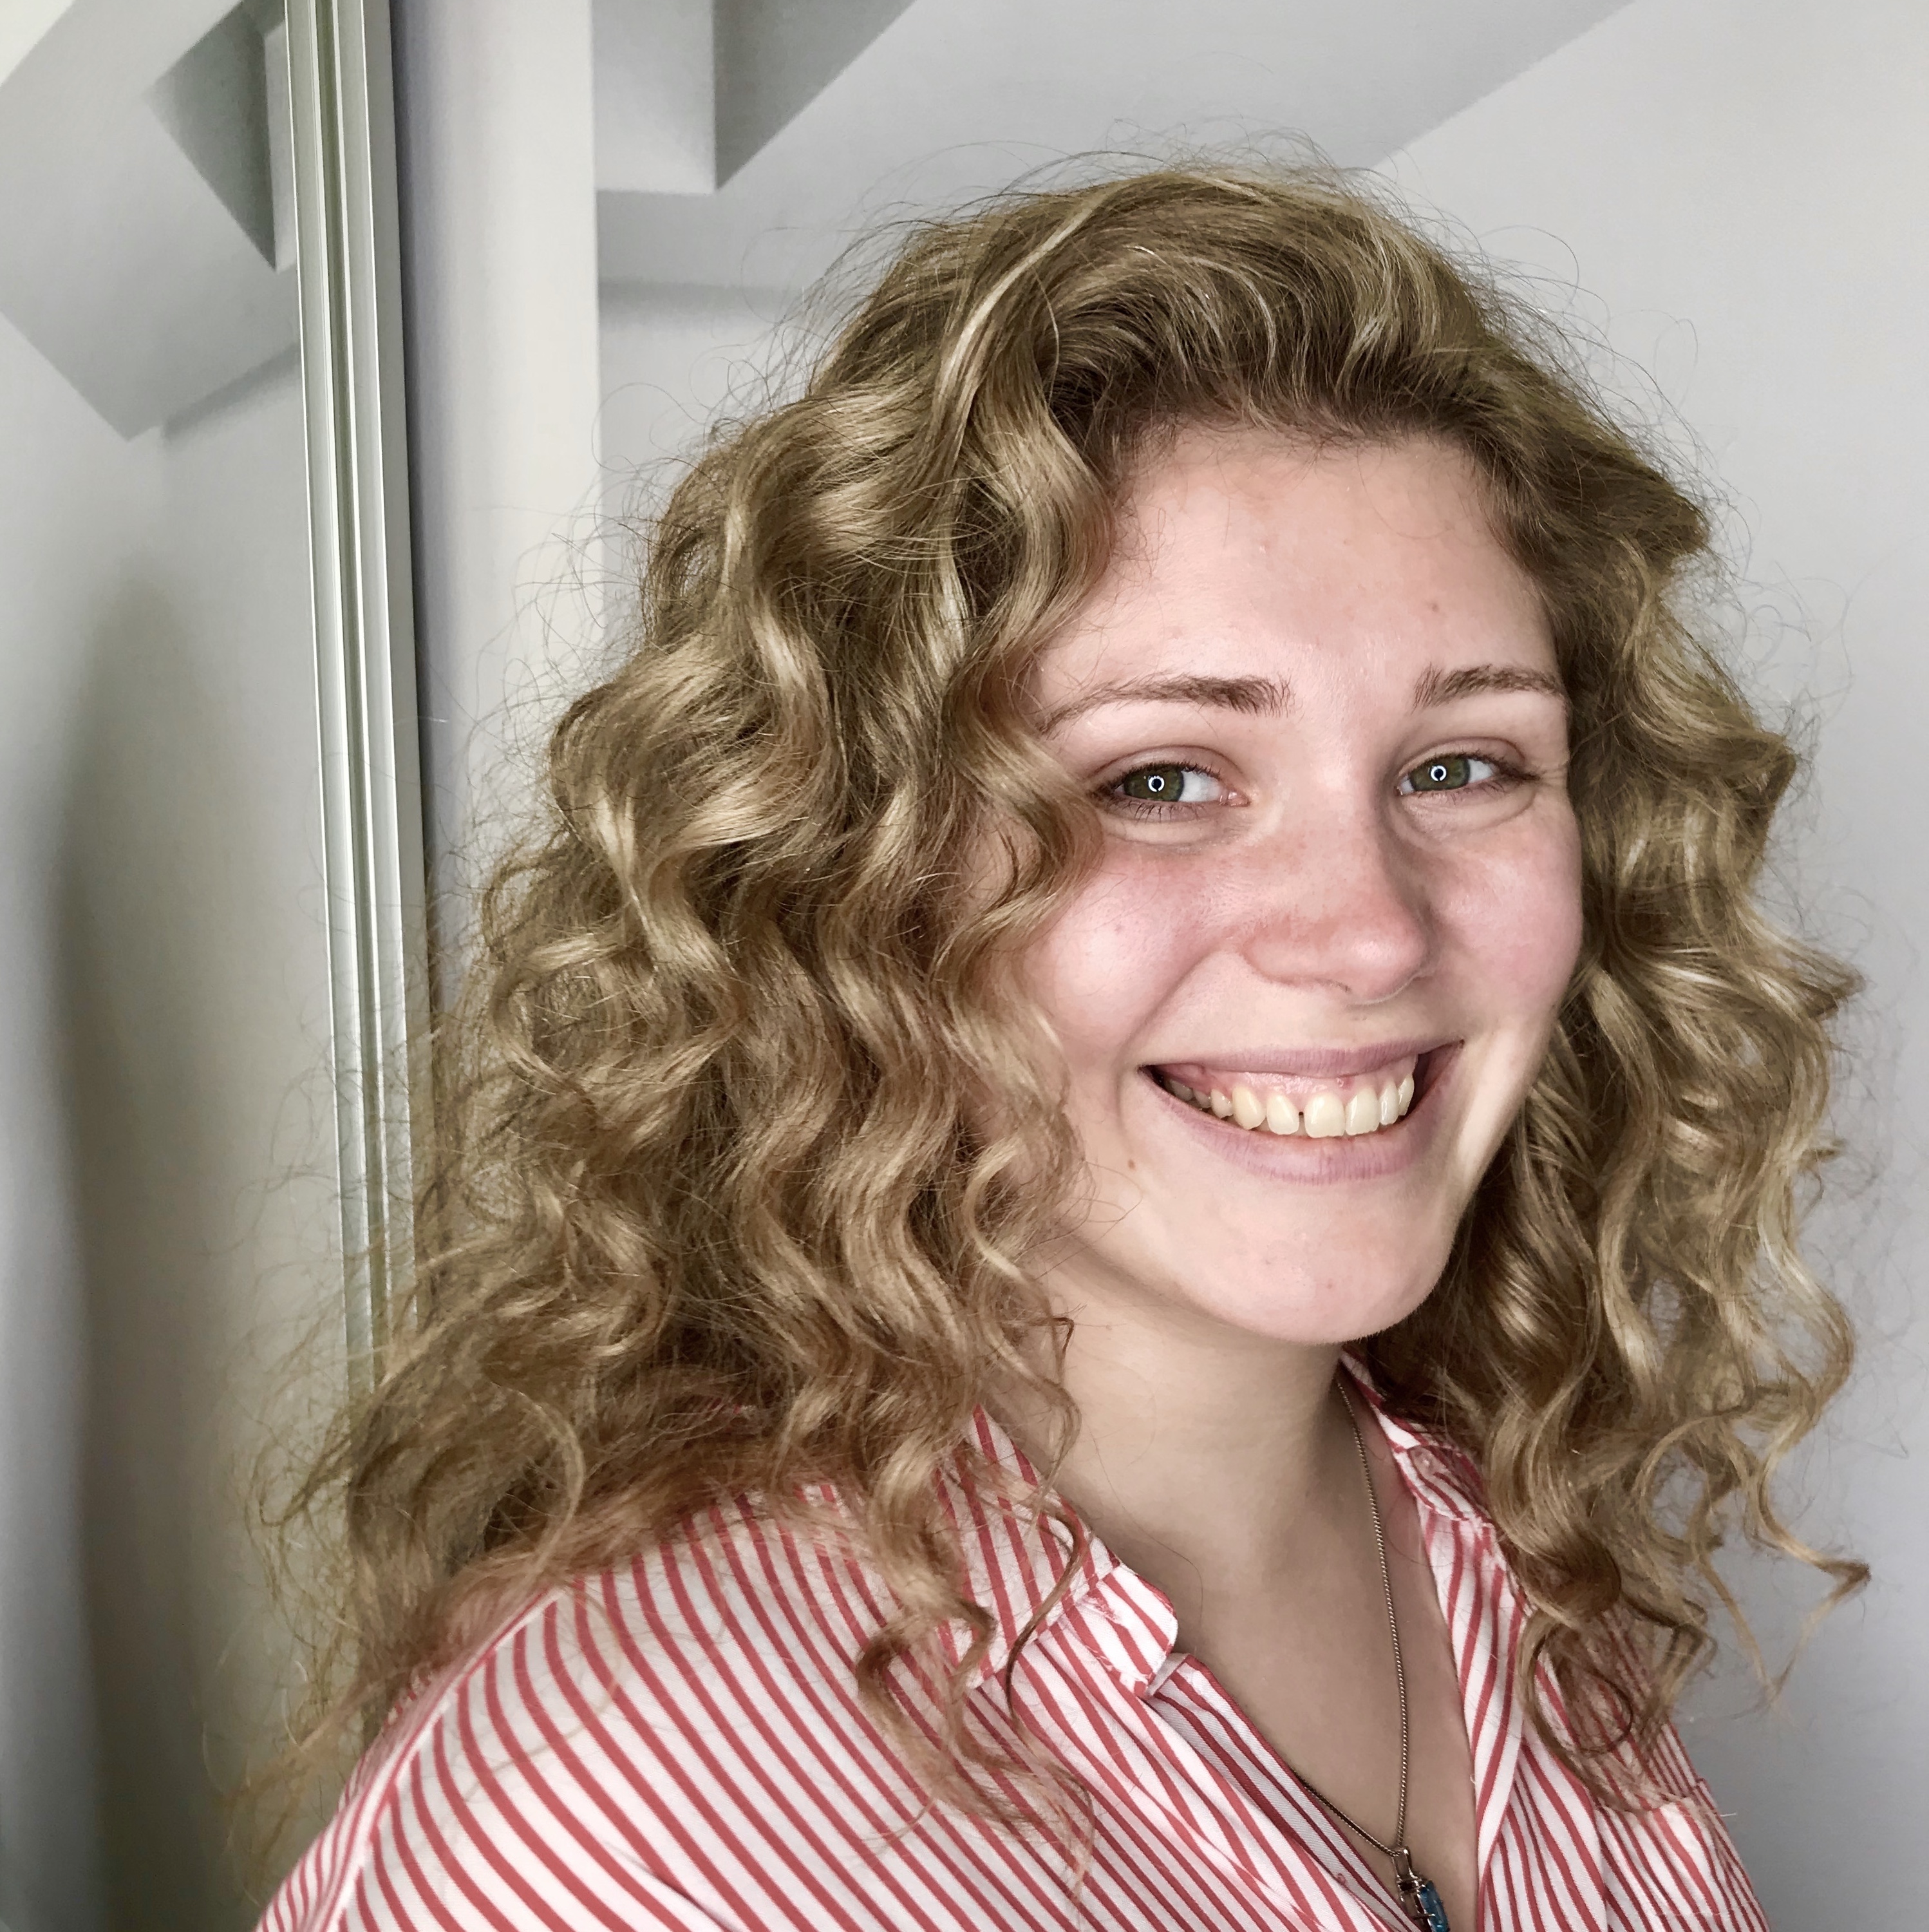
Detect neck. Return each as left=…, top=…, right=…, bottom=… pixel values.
left=1001, top=1282, right=1356, bottom=1634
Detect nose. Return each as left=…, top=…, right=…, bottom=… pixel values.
left=1228, top=806, right=1433, bottom=1004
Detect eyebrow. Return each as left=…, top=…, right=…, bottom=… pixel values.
left=1040, top=672, right=1290, bottom=733
left=1412, top=662, right=1566, bottom=708
left=1040, top=660, right=1564, bottom=734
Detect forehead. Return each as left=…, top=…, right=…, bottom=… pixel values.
left=1035, top=430, right=1554, bottom=706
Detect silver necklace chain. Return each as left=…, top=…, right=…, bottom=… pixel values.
left=1283, top=1386, right=1450, bottom=1932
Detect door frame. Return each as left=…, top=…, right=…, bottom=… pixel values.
left=287, top=0, right=426, bottom=1368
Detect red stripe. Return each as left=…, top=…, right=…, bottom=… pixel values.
left=657, top=1527, right=952, bottom=1932
left=704, top=1512, right=1066, bottom=1931
left=261, top=1405, right=1771, bottom=1932
left=546, top=1579, right=777, bottom=1926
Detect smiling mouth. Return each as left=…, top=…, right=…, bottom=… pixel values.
left=1146, top=1048, right=1447, bottom=1140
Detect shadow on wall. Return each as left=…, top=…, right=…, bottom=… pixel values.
left=61, top=573, right=246, bottom=1931
left=56, top=349, right=344, bottom=1931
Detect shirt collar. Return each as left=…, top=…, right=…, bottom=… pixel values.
left=1339, top=1353, right=1491, bottom=1528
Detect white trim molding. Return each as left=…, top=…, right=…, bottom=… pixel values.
left=286, top=0, right=428, bottom=1367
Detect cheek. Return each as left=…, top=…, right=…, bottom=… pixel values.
left=1443, top=812, right=1585, bottom=1023
left=1022, top=862, right=1214, bottom=1073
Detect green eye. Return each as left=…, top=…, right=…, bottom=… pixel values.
left=1118, top=764, right=1191, bottom=801
left=1403, top=753, right=1492, bottom=794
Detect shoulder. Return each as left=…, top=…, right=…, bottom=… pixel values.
left=259, top=1500, right=927, bottom=1932
left=1595, top=1722, right=1772, bottom=1931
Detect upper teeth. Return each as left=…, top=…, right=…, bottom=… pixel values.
left=1165, top=1065, right=1418, bottom=1138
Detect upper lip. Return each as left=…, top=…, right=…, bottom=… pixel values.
left=1144, top=1037, right=1453, bottom=1080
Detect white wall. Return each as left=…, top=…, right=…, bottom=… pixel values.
left=598, top=281, right=789, bottom=513
left=0, top=319, right=341, bottom=1926
left=0, top=6, right=612, bottom=1922
left=596, top=0, right=1634, bottom=290
left=1388, top=1, right=1928, bottom=1921
left=1, top=6, right=350, bottom=1922
left=0, top=305, right=143, bottom=1932
left=0, top=1, right=77, bottom=86
left=395, top=0, right=603, bottom=978
left=71, top=351, right=343, bottom=1932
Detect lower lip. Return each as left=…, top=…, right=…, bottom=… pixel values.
left=1140, top=1047, right=1458, bottom=1184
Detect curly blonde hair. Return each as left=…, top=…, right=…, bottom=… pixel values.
left=279, top=163, right=1861, bottom=1815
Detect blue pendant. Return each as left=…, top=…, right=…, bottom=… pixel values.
left=1391, top=1847, right=1450, bottom=1931
left=1407, top=1876, right=1450, bottom=1932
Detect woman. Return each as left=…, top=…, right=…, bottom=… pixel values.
left=263, top=166, right=1859, bottom=1931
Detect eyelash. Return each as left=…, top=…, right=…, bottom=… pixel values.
left=1396, top=752, right=1531, bottom=799
left=1098, top=761, right=1229, bottom=818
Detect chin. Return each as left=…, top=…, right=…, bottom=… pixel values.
left=1172, top=1244, right=1453, bottom=1348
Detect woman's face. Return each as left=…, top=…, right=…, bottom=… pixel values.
left=1022, top=430, right=1583, bottom=1347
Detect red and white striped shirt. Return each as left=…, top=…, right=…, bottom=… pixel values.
left=263, top=1387, right=1767, bottom=1931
